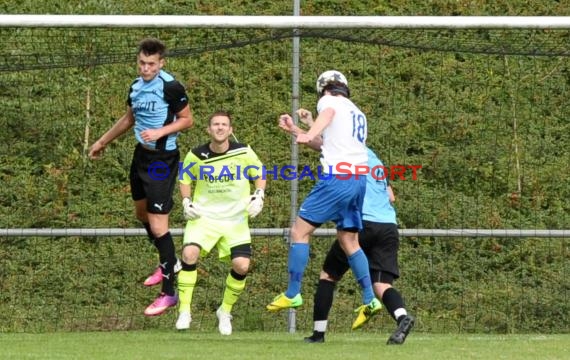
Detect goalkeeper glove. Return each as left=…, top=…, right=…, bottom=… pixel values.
left=247, top=188, right=265, bottom=218
left=182, top=197, right=201, bottom=220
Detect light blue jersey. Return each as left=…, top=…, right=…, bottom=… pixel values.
left=128, top=69, right=189, bottom=151
left=362, top=148, right=397, bottom=224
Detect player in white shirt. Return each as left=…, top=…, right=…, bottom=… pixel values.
left=267, top=70, right=382, bottom=330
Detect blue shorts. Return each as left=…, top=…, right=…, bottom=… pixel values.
left=298, top=175, right=366, bottom=231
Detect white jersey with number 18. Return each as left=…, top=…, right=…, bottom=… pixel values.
left=317, top=94, right=368, bottom=174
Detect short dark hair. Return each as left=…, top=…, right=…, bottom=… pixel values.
left=138, top=38, right=166, bottom=59
left=208, top=110, right=232, bottom=125
left=323, top=81, right=350, bottom=98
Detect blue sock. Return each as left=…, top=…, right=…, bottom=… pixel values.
left=347, top=249, right=375, bottom=304
left=285, top=243, right=310, bottom=298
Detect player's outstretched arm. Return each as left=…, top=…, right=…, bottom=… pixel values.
left=296, top=108, right=314, bottom=127
left=298, top=107, right=334, bottom=144
left=277, top=112, right=322, bottom=151
left=88, top=107, right=135, bottom=159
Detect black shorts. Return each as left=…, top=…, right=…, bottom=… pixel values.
left=322, top=221, right=400, bottom=282
left=129, top=143, right=180, bottom=214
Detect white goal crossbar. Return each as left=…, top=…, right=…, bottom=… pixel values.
left=1, top=15, right=570, bottom=28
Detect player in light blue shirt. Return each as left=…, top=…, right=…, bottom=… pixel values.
left=89, top=38, right=194, bottom=317
left=362, top=149, right=397, bottom=223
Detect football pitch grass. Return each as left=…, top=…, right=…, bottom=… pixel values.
left=1, top=331, right=569, bottom=360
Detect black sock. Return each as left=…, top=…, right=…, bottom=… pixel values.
left=313, top=280, right=336, bottom=322
left=230, top=269, right=247, bottom=281
left=382, top=287, right=406, bottom=322
left=181, top=261, right=197, bottom=272
left=154, top=232, right=177, bottom=296
left=142, top=222, right=155, bottom=246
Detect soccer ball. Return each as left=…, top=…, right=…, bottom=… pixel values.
left=316, top=70, right=348, bottom=96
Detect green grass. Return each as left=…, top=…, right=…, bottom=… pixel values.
left=1, top=331, right=568, bottom=360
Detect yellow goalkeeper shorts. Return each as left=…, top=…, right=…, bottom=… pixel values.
left=183, top=216, right=251, bottom=261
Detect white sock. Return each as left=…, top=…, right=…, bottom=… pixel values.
left=394, top=308, right=408, bottom=320
left=314, top=320, right=328, bottom=332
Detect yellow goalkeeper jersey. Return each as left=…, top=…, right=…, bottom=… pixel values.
left=179, top=142, right=263, bottom=221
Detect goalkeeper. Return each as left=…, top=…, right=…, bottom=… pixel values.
left=279, top=111, right=414, bottom=345
left=175, top=110, right=266, bottom=336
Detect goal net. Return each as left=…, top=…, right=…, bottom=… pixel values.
left=0, top=16, right=568, bottom=333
